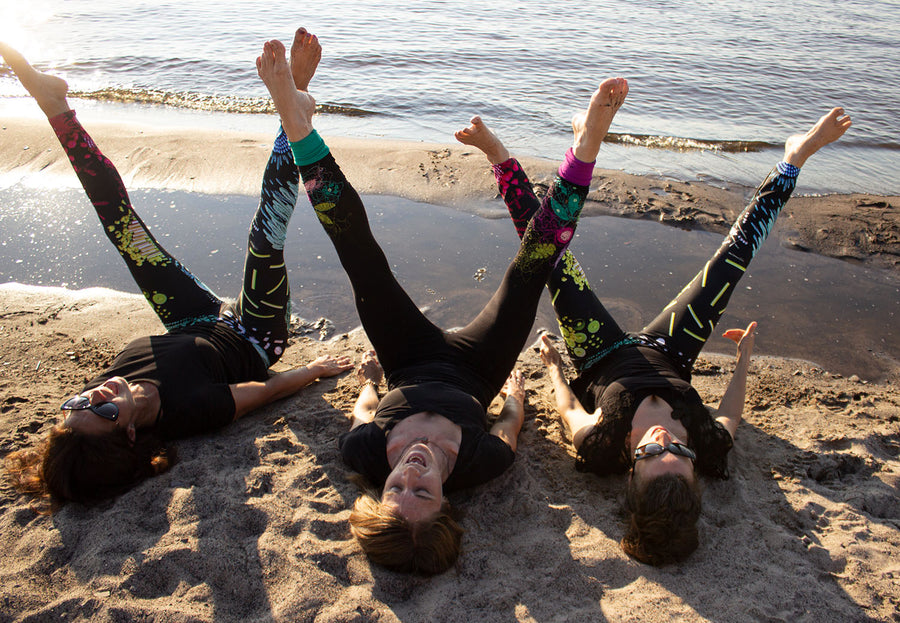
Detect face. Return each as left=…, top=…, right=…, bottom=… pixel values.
left=382, top=442, right=445, bottom=523
left=63, top=377, right=137, bottom=440
left=631, top=425, right=695, bottom=482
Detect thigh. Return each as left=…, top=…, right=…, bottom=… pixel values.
left=547, top=252, right=627, bottom=371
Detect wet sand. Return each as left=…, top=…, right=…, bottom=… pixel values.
left=1, top=116, right=899, bottom=621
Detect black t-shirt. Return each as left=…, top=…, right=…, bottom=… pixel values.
left=84, top=322, right=268, bottom=439
left=572, top=344, right=733, bottom=479
left=339, top=380, right=515, bottom=492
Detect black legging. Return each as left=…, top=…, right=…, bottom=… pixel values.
left=298, top=152, right=587, bottom=407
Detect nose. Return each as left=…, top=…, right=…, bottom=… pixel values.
left=653, top=427, right=672, bottom=445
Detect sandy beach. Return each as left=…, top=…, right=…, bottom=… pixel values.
left=1, top=117, right=899, bottom=621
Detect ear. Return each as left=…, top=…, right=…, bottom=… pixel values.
left=126, top=422, right=137, bottom=446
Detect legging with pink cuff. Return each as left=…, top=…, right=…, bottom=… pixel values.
left=49, top=111, right=300, bottom=365
left=493, top=157, right=799, bottom=377
left=293, top=131, right=592, bottom=406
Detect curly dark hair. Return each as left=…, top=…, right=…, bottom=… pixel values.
left=621, top=471, right=702, bottom=565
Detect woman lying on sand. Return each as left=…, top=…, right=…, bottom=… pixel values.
left=1, top=38, right=352, bottom=509
left=256, top=29, right=627, bottom=574
left=456, top=105, right=851, bottom=565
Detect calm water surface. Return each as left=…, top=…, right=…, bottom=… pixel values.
left=0, top=0, right=898, bottom=194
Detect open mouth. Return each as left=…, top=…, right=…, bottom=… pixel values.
left=405, top=452, right=427, bottom=467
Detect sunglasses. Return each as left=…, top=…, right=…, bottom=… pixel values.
left=60, top=396, right=119, bottom=421
left=633, top=441, right=696, bottom=462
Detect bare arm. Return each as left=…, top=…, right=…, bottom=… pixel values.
left=350, top=350, right=382, bottom=430
left=539, top=334, right=597, bottom=450
left=490, top=369, right=525, bottom=452
left=714, top=322, right=757, bottom=439
left=230, top=354, right=353, bottom=420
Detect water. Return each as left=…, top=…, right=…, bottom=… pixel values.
left=1, top=186, right=897, bottom=380
left=1, top=0, right=898, bottom=195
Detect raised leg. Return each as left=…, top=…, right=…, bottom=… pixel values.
left=1, top=43, right=221, bottom=329
left=640, top=107, right=852, bottom=375
left=257, top=36, right=445, bottom=377
left=449, top=79, right=629, bottom=401
left=454, top=79, right=631, bottom=373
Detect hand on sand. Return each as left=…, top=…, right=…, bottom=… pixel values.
left=539, top=333, right=564, bottom=370
left=310, top=354, right=354, bottom=378
left=500, top=369, right=525, bottom=405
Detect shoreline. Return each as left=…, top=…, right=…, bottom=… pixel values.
left=3, top=114, right=898, bottom=274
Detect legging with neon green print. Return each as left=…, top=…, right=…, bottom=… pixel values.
left=493, top=157, right=798, bottom=377
left=50, top=111, right=299, bottom=364
left=297, top=150, right=587, bottom=407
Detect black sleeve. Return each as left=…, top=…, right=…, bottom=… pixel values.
left=338, top=423, right=391, bottom=486
left=156, top=384, right=236, bottom=439
left=444, top=430, right=516, bottom=491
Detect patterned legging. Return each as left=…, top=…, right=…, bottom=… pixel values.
left=49, top=111, right=300, bottom=364
left=493, top=158, right=797, bottom=377
left=298, top=151, right=587, bottom=407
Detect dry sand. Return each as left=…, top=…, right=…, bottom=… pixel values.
left=1, top=117, right=899, bottom=621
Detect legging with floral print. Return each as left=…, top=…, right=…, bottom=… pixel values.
left=49, top=111, right=299, bottom=364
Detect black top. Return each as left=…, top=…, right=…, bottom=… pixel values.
left=339, top=376, right=515, bottom=492
left=83, top=321, right=268, bottom=439
left=572, top=344, right=733, bottom=479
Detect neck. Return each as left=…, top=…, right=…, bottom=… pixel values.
left=130, top=382, right=161, bottom=428
left=629, top=395, right=689, bottom=452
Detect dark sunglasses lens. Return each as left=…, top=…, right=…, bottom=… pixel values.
left=92, top=402, right=119, bottom=420
left=673, top=444, right=696, bottom=460
left=61, top=396, right=90, bottom=410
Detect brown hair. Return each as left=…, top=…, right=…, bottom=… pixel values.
left=621, top=472, right=702, bottom=566
left=348, top=491, right=463, bottom=575
left=4, top=424, right=174, bottom=512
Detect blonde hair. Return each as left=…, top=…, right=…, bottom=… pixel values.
left=5, top=424, right=173, bottom=512
left=349, top=492, right=463, bottom=575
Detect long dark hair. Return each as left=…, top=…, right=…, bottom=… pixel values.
left=5, top=424, right=174, bottom=511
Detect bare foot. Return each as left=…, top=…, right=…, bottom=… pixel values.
left=454, top=115, right=510, bottom=164
left=538, top=333, right=564, bottom=370
left=357, top=350, right=383, bottom=386
left=783, top=107, right=852, bottom=168
left=500, top=369, right=525, bottom=405
left=290, top=27, right=322, bottom=91
left=0, top=42, right=70, bottom=118
left=571, top=77, right=629, bottom=162
left=256, top=39, right=315, bottom=142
